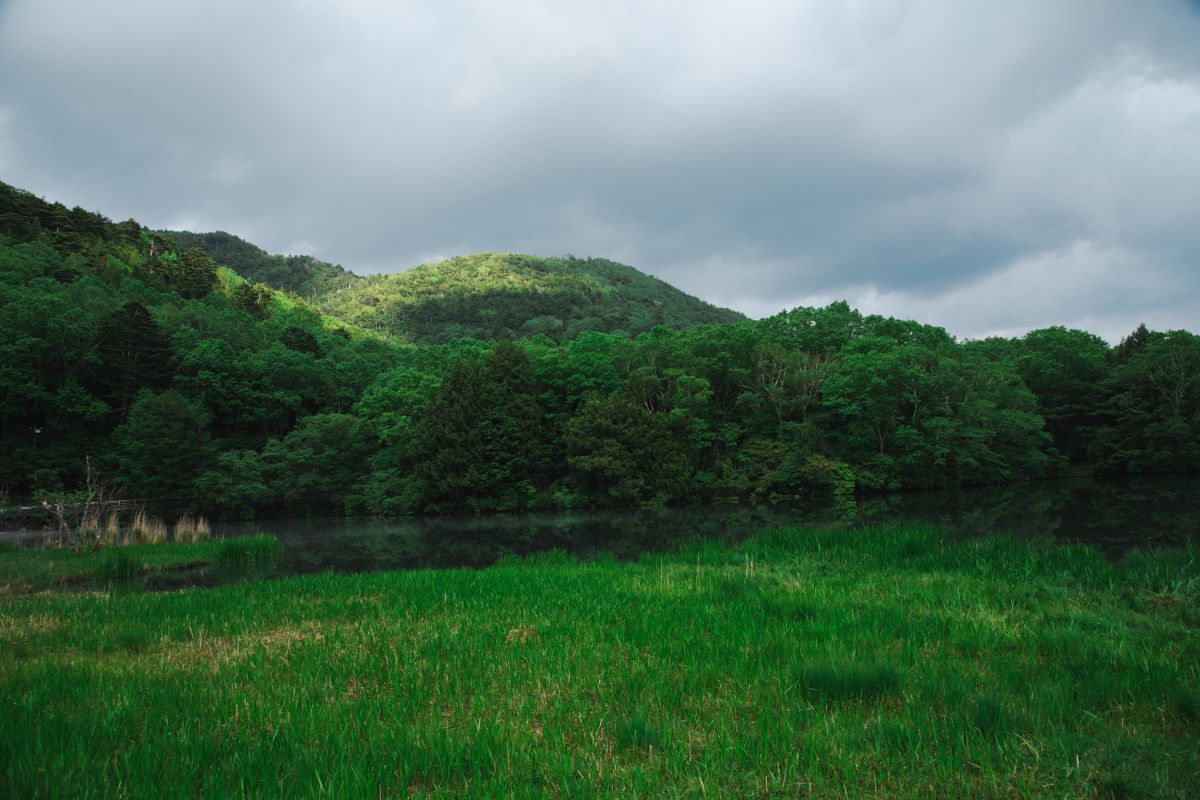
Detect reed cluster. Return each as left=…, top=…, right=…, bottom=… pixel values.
left=173, top=513, right=211, bottom=544
left=129, top=510, right=167, bottom=545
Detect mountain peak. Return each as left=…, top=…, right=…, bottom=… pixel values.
left=320, top=251, right=745, bottom=343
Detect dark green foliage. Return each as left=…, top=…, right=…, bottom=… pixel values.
left=819, top=332, right=1050, bottom=489
left=280, top=325, right=322, bottom=355
left=408, top=343, right=556, bottom=512
left=113, top=390, right=216, bottom=507
left=408, top=359, right=490, bottom=510
left=793, top=663, right=903, bottom=702
left=1, top=181, right=1198, bottom=517
left=969, top=693, right=1011, bottom=738
left=175, top=248, right=218, bottom=299
left=565, top=395, right=691, bottom=504
left=1171, top=687, right=1198, bottom=722
left=159, top=230, right=358, bottom=298
left=97, top=301, right=174, bottom=414
left=261, top=414, right=373, bottom=513
left=194, top=450, right=274, bottom=518
left=615, top=712, right=662, bottom=750
left=1113, top=322, right=1151, bottom=364
left=96, top=549, right=142, bottom=581
left=231, top=281, right=275, bottom=318
left=1094, top=330, right=1200, bottom=473
left=1016, top=327, right=1109, bottom=462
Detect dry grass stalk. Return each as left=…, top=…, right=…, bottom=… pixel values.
left=175, top=513, right=195, bottom=543
left=80, top=513, right=101, bottom=540
left=103, top=513, right=122, bottom=547
left=174, top=514, right=212, bottom=543
left=131, top=510, right=166, bottom=544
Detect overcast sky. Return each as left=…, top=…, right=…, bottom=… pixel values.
left=2, top=1, right=1198, bottom=342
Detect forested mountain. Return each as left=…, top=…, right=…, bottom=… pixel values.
left=161, top=231, right=745, bottom=343
left=3, top=180, right=1198, bottom=520
left=316, top=252, right=746, bottom=343
left=158, top=230, right=359, bottom=299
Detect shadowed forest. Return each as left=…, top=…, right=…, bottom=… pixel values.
left=2, top=181, right=1197, bottom=520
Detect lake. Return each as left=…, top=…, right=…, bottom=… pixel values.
left=4, top=475, right=1195, bottom=582
left=200, top=474, right=1199, bottom=576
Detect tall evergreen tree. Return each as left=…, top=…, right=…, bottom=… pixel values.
left=97, top=301, right=174, bottom=415
left=175, top=247, right=218, bottom=299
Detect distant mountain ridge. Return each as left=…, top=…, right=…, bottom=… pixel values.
left=158, top=230, right=359, bottom=299
left=161, top=229, right=746, bottom=343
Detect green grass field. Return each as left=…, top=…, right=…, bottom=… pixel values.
left=1, top=525, right=1197, bottom=798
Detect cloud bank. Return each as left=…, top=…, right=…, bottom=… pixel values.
left=2, top=0, right=1198, bottom=341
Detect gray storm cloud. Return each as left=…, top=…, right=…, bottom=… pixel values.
left=1, top=0, right=1198, bottom=342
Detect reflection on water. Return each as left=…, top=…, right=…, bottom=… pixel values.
left=208, top=475, right=1199, bottom=575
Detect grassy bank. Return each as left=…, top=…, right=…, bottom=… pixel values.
left=0, top=534, right=279, bottom=592
left=0, top=525, right=1197, bottom=798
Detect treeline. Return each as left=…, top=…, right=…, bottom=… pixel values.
left=1, top=181, right=1197, bottom=518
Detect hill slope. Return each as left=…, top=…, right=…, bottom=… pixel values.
left=318, top=252, right=745, bottom=343
left=158, top=230, right=359, bottom=299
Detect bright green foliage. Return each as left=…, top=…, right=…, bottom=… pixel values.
left=318, top=252, right=745, bottom=343
left=1, top=526, right=1197, bottom=797
left=213, top=534, right=281, bottom=569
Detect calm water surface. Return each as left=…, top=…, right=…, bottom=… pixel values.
left=6, top=476, right=1196, bottom=582
left=205, top=475, right=1199, bottom=576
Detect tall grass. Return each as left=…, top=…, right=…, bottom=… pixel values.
left=0, top=524, right=1196, bottom=798
left=96, top=548, right=142, bottom=581
left=215, top=534, right=279, bottom=569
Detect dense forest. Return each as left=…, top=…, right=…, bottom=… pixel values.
left=2, top=180, right=1198, bottom=519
